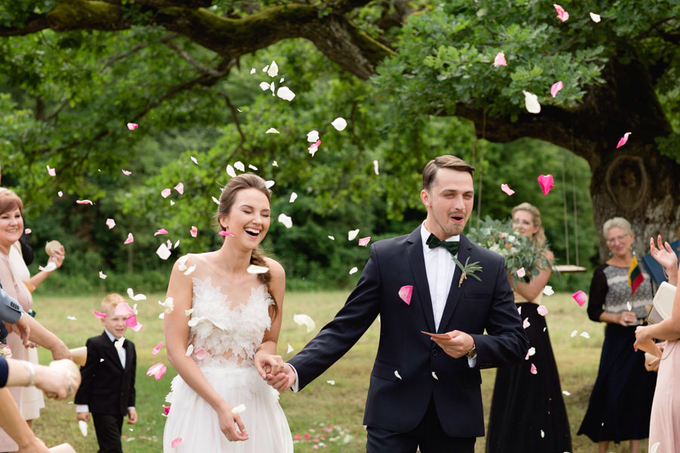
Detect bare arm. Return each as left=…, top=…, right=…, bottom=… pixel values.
left=511, top=250, right=554, bottom=302
left=0, top=388, right=49, bottom=452
left=13, top=315, right=71, bottom=360
left=28, top=247, right=65, bottom=290
left=254, top=259, right=287, bottom=387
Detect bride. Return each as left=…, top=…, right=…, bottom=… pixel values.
left=163, top=173, right=293, bottom=451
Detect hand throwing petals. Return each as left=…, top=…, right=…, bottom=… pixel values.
left=616, top=132, right=632, bottom=149
left=398, top=285, right=413, bottom=305
left=293, top=314, right=316, bottom=333
left=572, top=290, right=587, bottom=307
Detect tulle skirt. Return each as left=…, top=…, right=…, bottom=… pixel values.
left=163, top=364, right=293, bottom=453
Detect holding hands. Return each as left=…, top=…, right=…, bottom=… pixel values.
left=255, top=350, right=295, bottom=392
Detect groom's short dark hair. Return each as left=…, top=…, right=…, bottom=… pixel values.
left=422, top=155, right=475, bottom=191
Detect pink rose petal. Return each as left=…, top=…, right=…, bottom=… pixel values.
left=76, top=200, right=94, bottom=205
left=174, top=182, right=184, bottom=195
left=124, top=233, right=134, bottom=245
left=155, top=228, right=169, bottom=236
left=122, top=169, right=131, bottom=176
left=147, top=363, right=167, bottom=380
left=127, top=123, right=138, bottom=130
left=572, top=290, right=587, bottom=307
left=550, top=81, right=564, bottom=98
left=537, top=174, right=555, bottom=195
left=125, top=315, right=138, bottom=328
left=130, top=322, right=144, bottom=332
left=219, top=231, right=235, bottom=237
left=190, top=226, right=198, bottom=238
left=170, top=437, right=181, bottom=448
left=46, top=165, right=56, bottom=177
left=616, top=132, right=631, bottom=149
left=358, top=237, right=371, bottom=247
left=106, top=218, right=116, bottom=229
left=537, top=305, right=549, bottom=316
left=114, top=302, right=135, bottom=317
left=500, top=184, right=515, bottom=196
left=530, top=363, right=538, bottom=374
left=93, top=310, right=107, bottom=319
left=152, top=342, right=163, bottom=355
left=163, top=405, right=171, bottom=416
left=24, top=228, right=31, bottom=235
left=194, top=346, right=207, bottom=360
left=161, top=188, right=172, bottom=198
left=517, top=267, right=526, bottom=278
left=523, top=317, right=531, bottom=329
left=398, top=285, right=413, bottom=305
left=493, top=52, right=507, bottom=67
left=553, top=4, right=569, bottom=21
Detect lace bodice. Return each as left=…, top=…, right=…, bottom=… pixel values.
left=187, top=277, right=273, bottom=367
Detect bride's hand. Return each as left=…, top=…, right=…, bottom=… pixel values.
left=254, top=351, right=284, bottom=379
left=265, top=363, right=296, bottom=392
left=216, top=402, right=248, bottom=442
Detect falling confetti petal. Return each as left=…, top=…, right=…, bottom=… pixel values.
left=67, top=316, right=77, bottom=321
left=523, top=91, right=541, bottom=114
left=331, top=117, right=348, bottom=131
left=190, top=226, right=197, bottom=238
left=106, top=218, right=116, bottom=229
left=24, top=228, right=31, bottom=234
left=327, top=380, right=335, bottom=385
left=493, top=52, right=507, bottom=67
left=161, top=188, right=171, bottom=198
left=124, top=233, right=135, bottom=245
left=191, top=156, right=198, bottom=165
left=276, top=86, right=296, bottom=101
left=373, top=160, right=379, bottom=175
left=259, top=82, right=270, bottom=91
left=553, top=4, right=569, bottom=21
left=157, top=243, right=171, bottom=260
left=272, top=161, right=278, bottom=167
left=541, top=430, right=545, bottom=438
left=563, top=390, right=571, bottom=396
left=328, top=236, right=335, bottom=241
left=550, top=81, right=564, bottom=98
left=185, top=344, right=194, bottom=357
left=155, top=228, right=169, bottom=236
left=308, top=140, right=320, bottom=156
left=147, top=363, right=167, bottom=380
left=234, top=161, right=245, bottom=172
left=537, top=305, right=548, bottom=316
left=580, top=331, right=590, bottom=339
left=527, top=347, right=536, bottom=358
left=163, top=405, right=171, bottom=416
left=358, top=237, right=371, bottom=247
left=248, top=164, right=258, bottom=171
left=194, top=347, right=207, bottom=360
left=287, top=344, right=294, bottom=354
left=171, top=437, right=181, bottom=448
left=266, top=128, right=280, bottom=134
left=125, top=315, right=143, bottom=331
left=47, top=165, right=56, bottom=177
left=530, top=363, right=538, bottom=374
left=349, top=267, right=358, bottom=275
left=394, top=370, right=402, bottom=380
left=93, top=310, right=107, bottom=319
left=516, top=268, right=526, bottom=278
left=226, top=165, right=236, bottom=178
left=537, top=174, right=555, bottom=195
left=126, top=288, right=147, bottom=301
left=348, top=229, right=360, bottom=241
left=218, top=230, right=235, bottom=237
left=289, top=192, right=298, bottom=203
left=307, top=130, right=320, bottom=143
left=432, top=372, right=438, bottom=380
left=212, top=196, right=220, bottom=205
left=293, top=314, right=316, bottom=333
left=247, top=265, right=269, bottom=274
left=231, top=404, right=246, bottom=414
left=278, top=213, right=293, bottom=228
left=650, top=442, right=660, bottom=453
left=122, top=169, right=131, bottom=176
left=152, top=342, right=163, bottom=355
left=58, top=191, right=63, bottom=197
left=76, top=200, right=94, bottom=205
left=127, top=123, right=138, bottom=130
left=79, top=420, right=88, bottom=437
left=99, top=271, right=107, bottom=279
left=501, top=184, right=515, bottom=196
left=572, top=290, right=587, bottom=307
left=399, top=285, right=413, bottom=305
left=523, top=317, right=531, bottom=329
left=616, top=132, right=632, bottom=149
left=183, top=265, right=196, bottom=276
left=267, top=61, right=278, bottom=77
left=571, top=330, right=578, bottom=337
left=590, top=12, right=601, bottom=22
left=174, top=182, right=184, bottom=195
left=543, top=285, right=554, bottom=296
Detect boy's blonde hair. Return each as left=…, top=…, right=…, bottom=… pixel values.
left=101, top=293, right=126, bottom=314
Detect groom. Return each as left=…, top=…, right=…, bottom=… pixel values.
left=275, top=155, right=528, bottom=452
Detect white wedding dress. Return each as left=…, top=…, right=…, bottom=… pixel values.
left=163, top=277, right=293, bottom=452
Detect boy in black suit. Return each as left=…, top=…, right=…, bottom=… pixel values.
left=75, top=293, right=137, bottom=453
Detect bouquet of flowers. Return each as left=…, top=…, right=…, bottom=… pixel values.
left=467, top=217, right=551, bottom=282
left=0, top=345, right=11, bottom=358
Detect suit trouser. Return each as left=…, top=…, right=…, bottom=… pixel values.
left=366, top=396, right=475, bottom=453
left=92, top=413, right=124, bottom=453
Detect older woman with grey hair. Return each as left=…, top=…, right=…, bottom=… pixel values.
left=578, top=217, right=657, bottom=453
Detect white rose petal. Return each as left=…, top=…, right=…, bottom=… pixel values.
left=234, top=161, right=245, bottom=172
left=373, top=160, right=379, bottom=175
left=99, top=271, right=107, bottom=279
left=528, top=347, right=536, bottom=356
left=212, top=196, right=220, bottom=205
left=79, top=420, right=88, bottom=437
left=331, top=117, right=347, bottom=131
left=287, top=344, right=294, bottom=354
left=183, top=265, right=196, bottom=276
left=191, top=156, right=198, bottom=165
left=67, top=316, right=77, bottom=320
left=126, top=288, right=147, bottom=301
left=248, top=164, right=258, bottom=170
left=156, top=243, right=171, bottom=260
left=278, top=213, right=293, bottom=228
left=276, top=86, right=295, bottom=101
left=272, top=161, right=278, bottom=167
left=267, top=61, right=278, bottom=77
left=185, top=344, right=194, bottom=356
left=266, top=128, right=280, bottom=134
left=590, top=12, right=601, bottom=22
left=289, top=192, right=298, bottom=203
left=328, top=236, right=335, bottom=240
left=563, top=390, right=571, bottom=396
left=259, top=82, right=270, bottom=91
left=348, top=229, right=360, bottom=241
left=522, top=91, right=541, bottom=114
left=114, top=338, right=125, bottom=349
left=394, top=370, right=402, bottom=380
left=231, top=404, right=246, bottom=414
left=516, top=267, right=526, bottom=278
left=39, top=262, right=58, bottom=272
left=226, top=165, right=236, bottom=178
left=349, top=267, right=358, bottom=275
left=265, top=180, right=275, bottom=189
left=185, top=309, right=193, bottom=316
left=542, top=285, right=555, bottom=296
left=307, top=130, right=320, bottom=143
left=432, top=372, right=439, bottom=380
left=571, top=330, right=578, bottom=338
left=250, top=68, right=256, bottom=74
left=293, top=314, right=316, bottom=333
left=580, top=331, right=590, bottom=339
left=247, top=265, right=269, bottom=274
left=327, top=380, right=335, bottom=385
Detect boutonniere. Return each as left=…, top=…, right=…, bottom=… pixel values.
left=451, top=256, right=483, bottom=288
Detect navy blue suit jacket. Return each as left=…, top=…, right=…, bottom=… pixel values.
left=288, top=227, right=528, bottom=437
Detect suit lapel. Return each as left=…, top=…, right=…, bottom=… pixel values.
left=102, top=332, right=124, bottom=371
left=438, top=235, right=473, bottom=333
left=123, top=339, right=133, bottom=371
left=406, top=227, right=436, bottom=332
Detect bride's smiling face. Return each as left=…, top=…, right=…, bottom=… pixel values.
left=219, top=188, right=271, bottom=248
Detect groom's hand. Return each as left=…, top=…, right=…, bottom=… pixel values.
left=264, top=363, right=295, bottom=392
left=431, top=330, right=474, bottom=359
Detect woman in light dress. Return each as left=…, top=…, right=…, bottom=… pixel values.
left=163, top=174, right=293, bottom=452
left=634, top=235, right=680, bottom=453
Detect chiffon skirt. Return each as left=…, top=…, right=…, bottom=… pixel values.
left=486, top=303, right=571, bottom=452
left=163, top=364, right=293, bottom=452
left=578, top=323, right=657, bottom=443
left=649, top=340, right=680, bottom=452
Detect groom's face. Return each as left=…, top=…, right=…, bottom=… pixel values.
left=421, top=168, right=474, bottom=239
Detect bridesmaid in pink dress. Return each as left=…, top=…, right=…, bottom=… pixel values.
left=634, top=235, right=680, bottom=453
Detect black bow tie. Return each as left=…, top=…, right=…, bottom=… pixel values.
left=426, top=233, right=460, bottom=255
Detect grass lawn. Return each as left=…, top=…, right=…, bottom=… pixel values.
left=28, top=290, right=650, bottom=452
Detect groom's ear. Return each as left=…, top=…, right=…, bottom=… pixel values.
left=420, top=189, right=431, bottom=208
